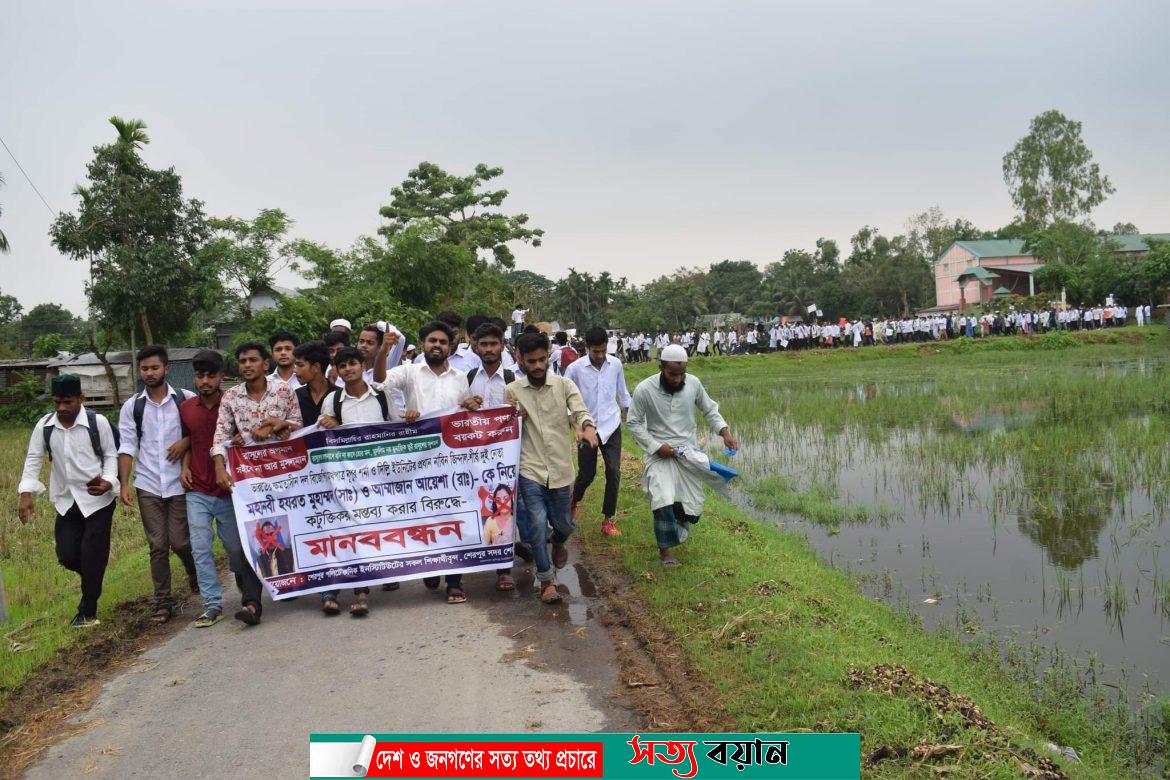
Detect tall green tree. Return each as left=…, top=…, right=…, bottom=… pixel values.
left=551, top=269, right=626, bottom=328
left=1002, top=109, right=1114, bottom=227
left=704, top=260, right=763, bottom=313
left=378, top=162, right=544, bottom=271
left=0, top=289, right=22, bottom=327
left=50, top=117, right=219, bottom=348
left=201, top=208, right=294, bottom=319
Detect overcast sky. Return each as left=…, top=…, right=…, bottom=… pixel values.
left=2, top=0, right=1168, bottom=316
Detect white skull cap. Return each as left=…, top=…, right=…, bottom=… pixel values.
left=659, top=344, right=688, bottom=363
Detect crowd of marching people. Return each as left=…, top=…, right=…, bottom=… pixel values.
left=17, top=304, right=735, bottom=631
left=601, top=303, right=1157, bottom=359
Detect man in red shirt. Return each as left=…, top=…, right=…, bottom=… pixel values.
left=179, top=350, right=263, bottom=628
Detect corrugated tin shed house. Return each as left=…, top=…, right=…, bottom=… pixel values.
left=48, top=348, right=204, bottom=408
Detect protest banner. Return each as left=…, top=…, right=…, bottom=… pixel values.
left=226, top=406, right=521, bottom=599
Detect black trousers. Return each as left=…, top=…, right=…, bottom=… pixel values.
left=573, top=427, right=622, bottom=517
left=55, top=501, right=115, bottom=618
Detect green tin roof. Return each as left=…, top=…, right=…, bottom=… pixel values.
left=956, top=266, right=999, bottom=282
left=992, top=286, right=1014, bottom=297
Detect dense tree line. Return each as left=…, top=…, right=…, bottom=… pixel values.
left=1, top=109, right=1166, bottom=363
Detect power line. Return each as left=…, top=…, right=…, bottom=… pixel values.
left=0, top=133, right=56, bottom=216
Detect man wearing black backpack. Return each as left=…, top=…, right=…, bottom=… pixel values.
left=18, top=375, right=120, bottom=628
left=315, top=346, right=400, bottom=617
left=117, top=345, right=198, bottom=624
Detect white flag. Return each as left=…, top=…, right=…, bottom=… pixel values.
left=807, top=303, right=818, bottom=314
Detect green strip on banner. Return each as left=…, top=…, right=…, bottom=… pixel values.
left=309, top=732, right=860, bottom=779
left=310, top=436, right=440, bottom=464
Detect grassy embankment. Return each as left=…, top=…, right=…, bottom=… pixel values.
left=0, top=426, right=195, bottom=707
left=577, top=327, right=1170, bottom=778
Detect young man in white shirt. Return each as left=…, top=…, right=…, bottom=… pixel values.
left=117, top=345, right=198, bottom=624
left=18, top=374, right=120, bottom=627
left=267, top=331, right=301, bottom=390
left=565, top=327, right=632, bottom=537
left=376, top=320, right=480, bottom=603
left=466, top=321, right=519, bottom=592
left=316, top=346, right=400, bottom=617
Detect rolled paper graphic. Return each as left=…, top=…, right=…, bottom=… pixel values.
left=352, top=734, right=376, bottom=776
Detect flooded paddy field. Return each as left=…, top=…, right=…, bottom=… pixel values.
left=695, top=337, right=1170, bottom=710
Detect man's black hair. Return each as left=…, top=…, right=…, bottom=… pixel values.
left=359, top=324, right=384, bottom=345
left=332, top=346, right=364, bottom=368
left=293, top=340, right=330, bottom=373
left=268, top=331, right=300, bottom=349
left=472, top=322, right=505, bottom=342
left=490, top=317, right=508, bottom=331
left=323, top=330, right=350, bottom=349
left=419, top=320, right=455, bottom=343
left=522, top=324, right=540, bottom=334
left=137, top=345, right=168, bottom=364
left=516, top=332, right=550, bottom=357
left=553, top=331, right=569, bottom=346
left=192, top=349, right=224, bottom=374
left=235, top=341, right=269, bottom=360
left=584, top=326, right=608, bottom=347
left=464, top=314, right=488, bottom=337
left=435, top=310, right=463, bottom=329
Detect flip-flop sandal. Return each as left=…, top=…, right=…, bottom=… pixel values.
left=423, top=576, right=441, bottom=590
left=150, top=607, right=172, bottom=624
left=321, top=599, right=341, bottom=615
left=349, top=598, right=369, bottom=617
left=540, top=583, right=562, bottom=604
left=659, top=557, right=682, bottom=566
left=194, top=609, right=222, bottom=628
left=495, top=574, right=515, bottom=591
left=446, top=587, right=468, bottom=604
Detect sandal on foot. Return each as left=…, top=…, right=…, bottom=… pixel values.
left=495, top=573, right=515, bottom=591
left=194, top=609, right=222, bottom=628
left=423, top=576, right=441, bottom=590
left=321, top=599, right=341, bottom=615
left=150, top=606, right=172, bottom=624
left=349, top=596, right=369, bottom=617
left=540, top=582, right=562, bottom=604
left=446, top=586, right=468, bottom=604
left=659, top=556, right=681, bottom=566
left=234, top=604, right=261, bottom=626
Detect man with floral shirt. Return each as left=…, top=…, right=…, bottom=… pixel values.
left=211, top=341, right=302, bottom=626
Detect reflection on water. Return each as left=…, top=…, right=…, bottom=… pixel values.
left=724, top=356, right=1170, bottom=697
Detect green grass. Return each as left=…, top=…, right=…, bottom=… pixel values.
left=580, top=327, right=1170, bottom=777
left=580, top=480, right=1159, bottom=778
left=0, top=426, right=193, bottom=704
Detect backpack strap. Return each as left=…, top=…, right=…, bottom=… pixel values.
left=332, top=390, right=343, bottom=424
left=504, top=369, right=515, bottom=384
left=86, top=409, right=103, bottom=459
left=133, top=394, right=147, bottom=440
left=41, top=413, right=56, bottom=461
left=376, top=388, right=390, bottom=421
left=466, top=368, right=478, bottom=385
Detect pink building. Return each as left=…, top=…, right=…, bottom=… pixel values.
left=931, top=234, right=1170, bottom=312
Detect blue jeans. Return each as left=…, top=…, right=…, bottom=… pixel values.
left=186, top=492, right=257, bottom=612
left=516, top=477, right=574, bottom=583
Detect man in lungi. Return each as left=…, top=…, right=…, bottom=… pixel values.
left=626, top=344, right=738, bottom=565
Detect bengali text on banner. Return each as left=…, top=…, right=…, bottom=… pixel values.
left=225, top=406, right=522, bottom=599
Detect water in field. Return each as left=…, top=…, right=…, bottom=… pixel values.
left=711, top=349, right=1170, bottom=700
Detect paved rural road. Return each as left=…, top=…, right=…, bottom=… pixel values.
left=26, top=550, right=636, bottom=779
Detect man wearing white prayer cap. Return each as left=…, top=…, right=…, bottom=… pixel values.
left=626, top=343, right=737, bottom=564
left=329, top=318, right=352, bottom=333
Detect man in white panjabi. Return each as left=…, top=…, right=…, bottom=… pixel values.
left=626, top=344, right=738, bottom=565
